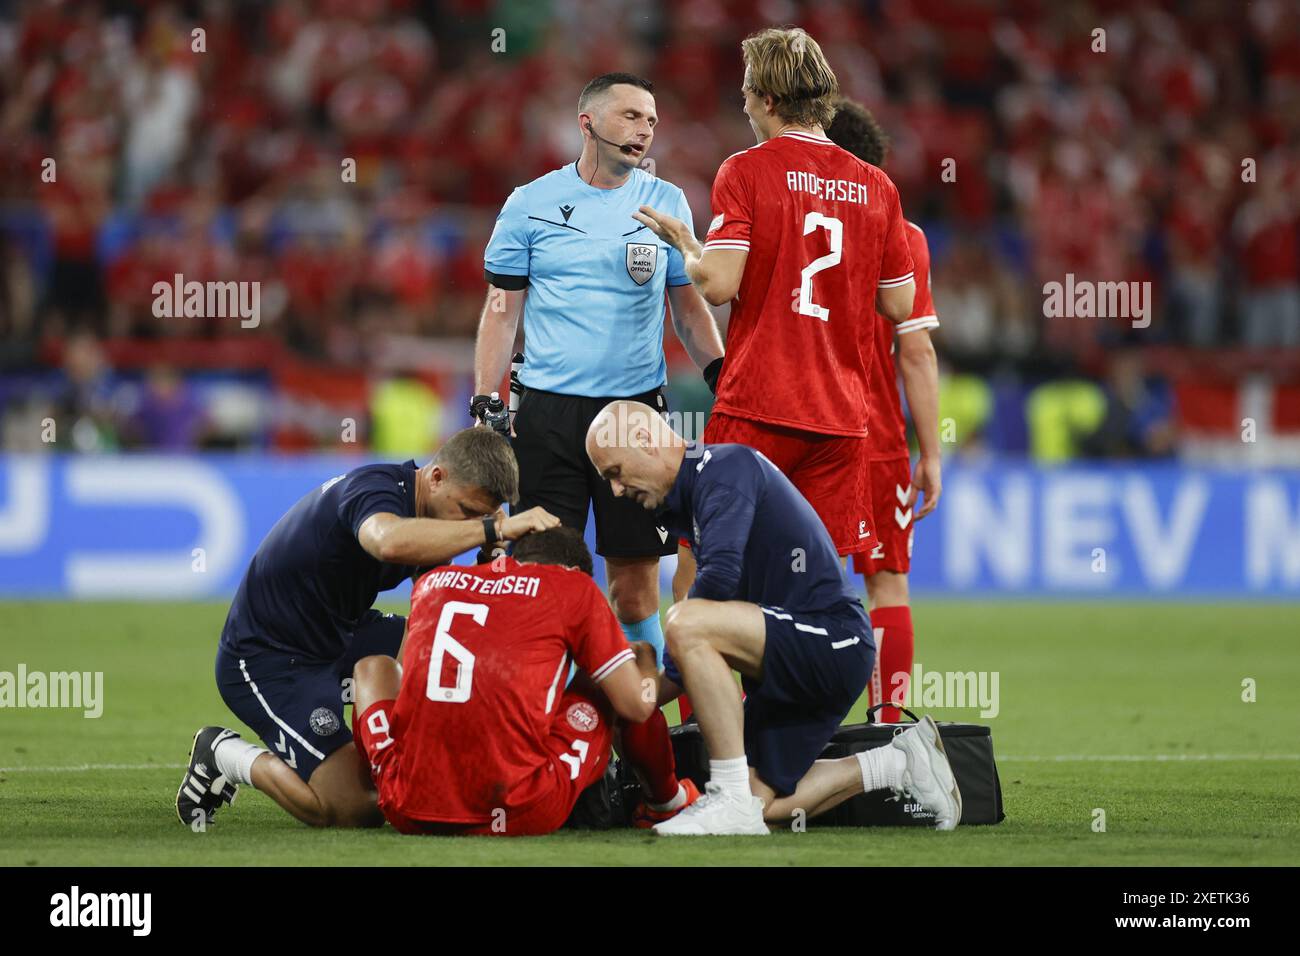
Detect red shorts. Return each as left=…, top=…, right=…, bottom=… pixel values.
left=355, top=688, right=614, bottom=837
left=852, top=455, right=914, bottom=576
left=701, top=412, right=873, bottom=555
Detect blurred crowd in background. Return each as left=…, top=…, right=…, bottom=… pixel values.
left=1, top=0, right=1298, bottom=461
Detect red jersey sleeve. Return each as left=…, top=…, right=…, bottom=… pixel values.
left=566, top=575, right=635, bottom=682
left=877, top=181, right=915, bottom=289
left=703, top=152, right=754, bottom=253
left=897, top=224, right=940, bottom=335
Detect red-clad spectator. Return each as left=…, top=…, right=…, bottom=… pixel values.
left=0, top=0, right=1295, bottom=365
left=1233, top=159, right=1300, bottom=348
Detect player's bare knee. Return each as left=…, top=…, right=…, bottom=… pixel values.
left=663, top=599, right=683, bottom=630
left=353, top=654, right=399, bottom=709
left=663, top=603, right=688, bottom=653
left=664, top=601, right=707, bottom=655
left=353, top=654, right=392, bottom=684
left=607, top=557, right=660, bottom=615
left=615, top=595, right=659, bottom=624
left=609, top=581, right=659, bottom=623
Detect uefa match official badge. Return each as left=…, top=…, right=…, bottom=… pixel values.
left=626, top=242, right=657, bottom=285
left=566, top=701, right=600, bottom=732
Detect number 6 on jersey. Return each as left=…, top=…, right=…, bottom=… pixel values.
left=426, top=601, right=483, bottom=703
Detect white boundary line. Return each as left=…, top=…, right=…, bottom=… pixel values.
left=0, top=763, right=187, bottom=772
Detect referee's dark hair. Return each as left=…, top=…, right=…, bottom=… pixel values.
left=433, top=427, right=520, bottom=505
left=578, top=72, right=654, bottom=111
left=826, top=97, right=889, bottom=167
left=511, top=527, right=594, bottom=576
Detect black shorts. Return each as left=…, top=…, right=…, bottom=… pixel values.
left=742, top=603, right=876, bottom=797
left=216, top=610, right=406, bottom=782
left=511, top=386, right=677, bottom=559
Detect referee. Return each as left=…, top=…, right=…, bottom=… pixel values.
left=472, top=73, right=724, bottom=662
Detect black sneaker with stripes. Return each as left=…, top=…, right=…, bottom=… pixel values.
left=175, top=726, right=240, bottom=826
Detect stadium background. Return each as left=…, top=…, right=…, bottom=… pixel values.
left=1, top=0, right=1299, bottom=869
left=2, top=0, right=1298, bottom=598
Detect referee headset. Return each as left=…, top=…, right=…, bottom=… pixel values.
left=583, top=118, right=638, bottom=185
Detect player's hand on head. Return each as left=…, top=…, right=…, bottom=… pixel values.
left=911, top=456, right=942, bottom=521
left=499, top=506, right=561, bottom=540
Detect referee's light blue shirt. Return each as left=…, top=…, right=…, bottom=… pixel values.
left=484, top=163, right=694, bottom=397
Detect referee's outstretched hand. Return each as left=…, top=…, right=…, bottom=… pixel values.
left=498, top=506, right=561, bottom=541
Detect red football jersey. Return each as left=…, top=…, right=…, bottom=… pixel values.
left=387, top=558, right=633, bottom=824
left=866, top=222, right=940, bottom=459
left=705, top=131, right=915, bottom=437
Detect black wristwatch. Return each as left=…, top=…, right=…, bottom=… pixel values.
left=482, top=515, right=500, bottom=547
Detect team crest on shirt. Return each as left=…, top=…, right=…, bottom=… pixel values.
left=625, top=242, right=657, bottom=285
left=309, top=707, right=341, bottom=736
left=566, top=701, right=600, bottom=732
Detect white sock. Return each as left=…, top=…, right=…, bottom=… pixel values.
left=214, top=736, right=267, bottom=788
left=709, top=757, right=751, bottom=800
left=648, top=783, right=687, bottom=813
left=857, top=746, right=905, bottom=793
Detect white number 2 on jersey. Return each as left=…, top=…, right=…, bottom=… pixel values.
left=425, top=601, right=485, bottom=704
left=798, top=212, right=843, bottom=322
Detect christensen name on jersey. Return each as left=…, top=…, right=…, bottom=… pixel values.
left=419, top=569, right=542, bottom=598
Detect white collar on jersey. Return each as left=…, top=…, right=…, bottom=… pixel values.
left=778, top=130, right=834, bottom=145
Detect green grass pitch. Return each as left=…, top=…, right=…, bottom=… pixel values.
left=1, top=600, right=1297, bottom=866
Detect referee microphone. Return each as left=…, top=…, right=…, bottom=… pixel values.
left=584, top=121, right=640, bottom=185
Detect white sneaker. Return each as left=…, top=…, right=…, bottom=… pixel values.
left=652, top=781, right=770, bottom=836
left=891, top=715, right=962, bottom=830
